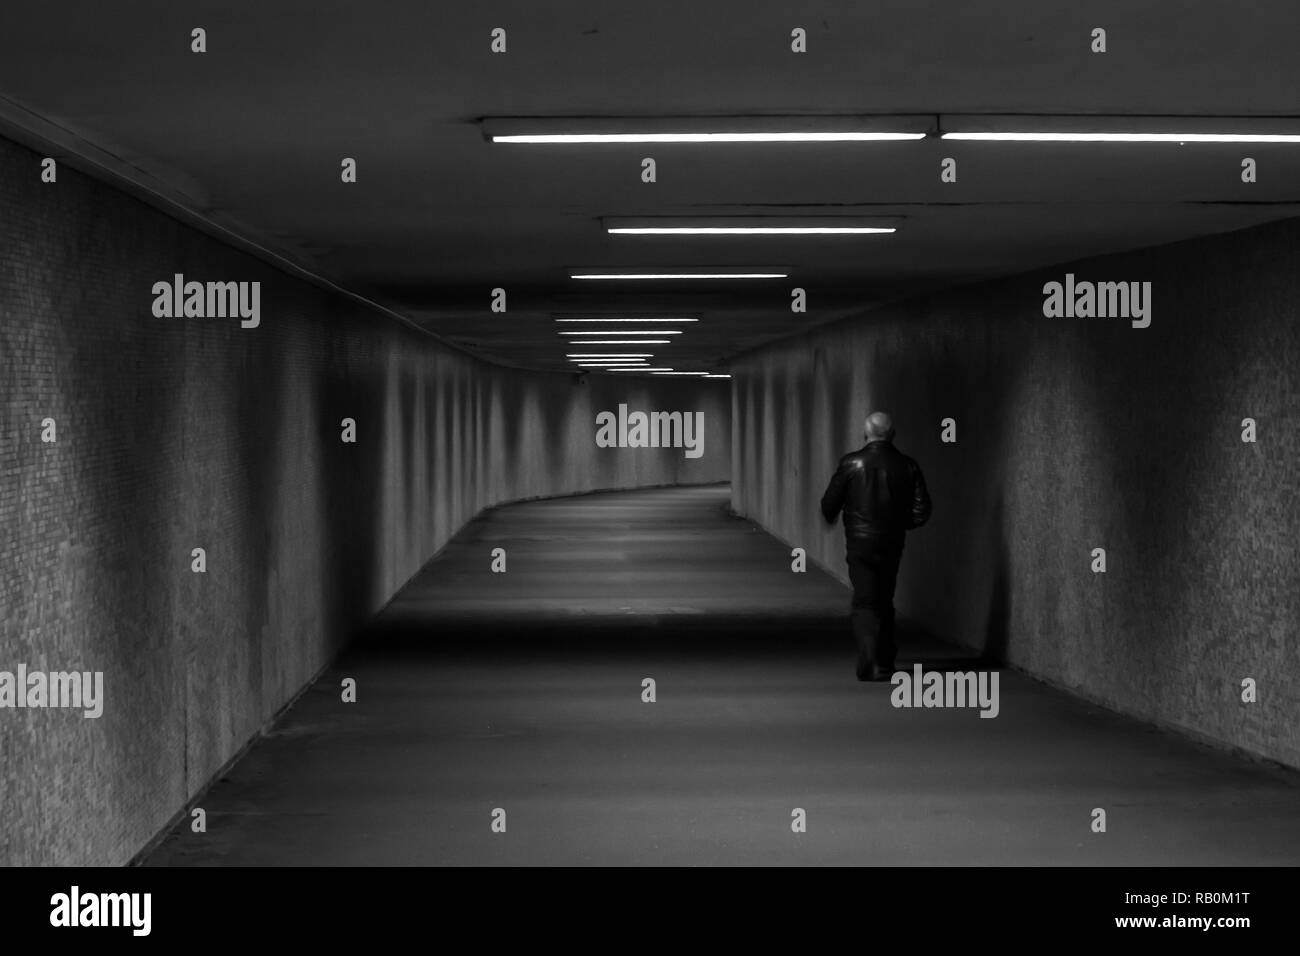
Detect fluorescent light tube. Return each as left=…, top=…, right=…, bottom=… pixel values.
left=579, top=340, right=672, bottom=345
left=571, top=272, right=787, bottom=280
left=493, top=132, right=925, bottom=144
left=559, top=330, right=682, bottom=336
left=942, top=131, right=1300, bottom=143
left=608, top=226, right=895, bottom=235
left=555, top=318, right=698, bottom=323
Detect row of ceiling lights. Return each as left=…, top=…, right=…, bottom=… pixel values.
left=557, top=196, right=879, bottom=371
left=499, top=114, right=1300, bottom=375
left=559, top=319, right=729, bottom=378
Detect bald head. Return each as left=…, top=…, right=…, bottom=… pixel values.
left=864, top=411, right=895, bottom=442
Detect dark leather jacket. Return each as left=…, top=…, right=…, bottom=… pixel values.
left=820, top=440, right=932, bottom=541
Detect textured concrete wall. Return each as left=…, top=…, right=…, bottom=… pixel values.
left=0, top=134, right=729, bottom=866
left=732, top=217, right=1299, bottom=768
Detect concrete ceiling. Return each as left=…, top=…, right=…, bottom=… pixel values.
left=4, top=1, right=1300, bottom=372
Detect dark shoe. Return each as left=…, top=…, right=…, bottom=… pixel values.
left=854, top=650, right=871, bottom=680
left=856, top=662, right=893, bottom=682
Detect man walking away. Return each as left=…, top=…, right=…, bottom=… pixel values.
left=820, top=411, right=932, bottom=681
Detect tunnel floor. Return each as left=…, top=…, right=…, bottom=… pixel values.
left=142, top=485, right=1300, bottom=866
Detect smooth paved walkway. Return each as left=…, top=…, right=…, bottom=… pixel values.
left=143, top=485, right=1300, bottom=866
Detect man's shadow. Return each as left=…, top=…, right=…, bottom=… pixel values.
left=981, top=491, right=1011, bottom=667
left=893, top=490, right=1009, bottom=671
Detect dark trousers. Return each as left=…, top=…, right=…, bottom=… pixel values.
left=845, top=536, right=904, bottom=672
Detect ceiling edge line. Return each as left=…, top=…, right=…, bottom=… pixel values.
left=0, top=92, right=503, bottom=365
